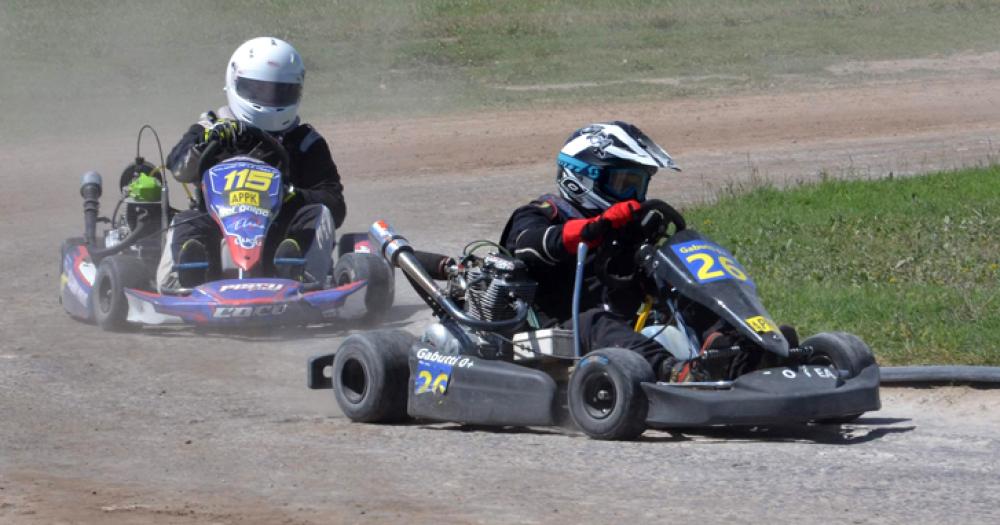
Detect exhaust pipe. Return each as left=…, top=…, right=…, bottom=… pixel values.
left=368, top=220, right=528, bottom=331
left=80, top=171, right=102, bottom=246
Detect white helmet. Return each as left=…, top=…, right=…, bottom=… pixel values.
left=224, top=37, right=305, bottom=132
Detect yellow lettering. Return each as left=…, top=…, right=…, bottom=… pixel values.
left=417, top=370, right=433, bottom=393
left=720, top=257, right=747, bottom=281
left=687, top=253, right=725, bottom=280
left=432, top=373, right=448, bottom=394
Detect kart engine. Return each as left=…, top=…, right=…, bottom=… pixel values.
left=422, top=252, right=538, bottom=359
left=369, top=222, right=541, bottom=360
left=103, top=160, right=164, bottom=263
left=463, top=254, right=537, bottom=324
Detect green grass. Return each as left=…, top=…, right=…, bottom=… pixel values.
left=684, top=167, right=1000, bottom=365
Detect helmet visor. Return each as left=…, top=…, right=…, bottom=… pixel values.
left=601, top=168, right=653, bottom=201
left=235, top=77, right=302, bottom=107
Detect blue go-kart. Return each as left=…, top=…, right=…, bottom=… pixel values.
left=60, top=126, right=393, bottom=331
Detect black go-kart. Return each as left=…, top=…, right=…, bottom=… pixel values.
left=308, top=206, right=880, bottom=440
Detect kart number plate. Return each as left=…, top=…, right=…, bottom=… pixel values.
left=415, top=359, right=451, bottom=395
left=746, top=315, right=777, bottom=334
left=671, top=240, right=753, bottom=286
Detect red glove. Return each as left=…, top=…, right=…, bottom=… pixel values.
left=602, top=200, right=641, bottom=228
left=561, top=200, right=640, bottom=253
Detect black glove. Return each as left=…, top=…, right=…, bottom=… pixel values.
left=201, top=119, right=245, bottom=149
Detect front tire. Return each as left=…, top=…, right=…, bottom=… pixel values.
left=568, top=348, right=654, bottom=440
left=332, top=330, right=415, bottom=423
left=802, top=331, right=877, bottom=424
left=333, top=252, right=395, bottom=323
left=92, top=255, right=149, bottom=331
left=803, top=332, right=876, bottom=378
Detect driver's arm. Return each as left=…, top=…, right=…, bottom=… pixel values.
left=282, top=125, right=347, bottom=228
left=503, top=202, right=574, bottom=269
left=504, top=199, right=642, bottom=270
left=166, top=123, right=208, bottom=183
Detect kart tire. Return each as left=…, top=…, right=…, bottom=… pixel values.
left=802, top=331, right=877, bottom=424
left=332, top=329, right=415, bottom=423
left=334, top=252, right=395, bottom=323
left=92, top=255, right=149, bottom=332
left=568, top=348, right=655, bottom=440
left=336, top=232, right=368, bottom=259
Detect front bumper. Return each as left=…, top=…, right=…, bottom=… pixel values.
left=643, top=364, right=881, bottom=427
left=124, top=278, right=368, bottom=326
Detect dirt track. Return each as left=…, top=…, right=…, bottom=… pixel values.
left=2, top=65, right=1000, bottom=523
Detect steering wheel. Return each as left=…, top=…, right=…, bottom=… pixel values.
left=197, top=125, right=291, bottom=177
left=594, top=199, right=686, bottom=290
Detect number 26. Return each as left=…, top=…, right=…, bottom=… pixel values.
left=686, top=253, right=747, bottom=281
left=416, top=370, right=448, bottom=394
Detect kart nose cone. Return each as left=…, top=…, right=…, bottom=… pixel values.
left=226, top=237, right=263, bottom=272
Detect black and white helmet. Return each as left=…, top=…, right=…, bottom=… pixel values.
left=556, top=121, right=680, bottom=211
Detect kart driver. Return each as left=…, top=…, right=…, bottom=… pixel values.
left=156, top=37, right=346, bottom=291
left=500, top=121, right=685, bottom=380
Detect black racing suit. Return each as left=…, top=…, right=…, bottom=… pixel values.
left=160, top=110, right=346, bottom=284
left=499, top=194, right=667, bottom=371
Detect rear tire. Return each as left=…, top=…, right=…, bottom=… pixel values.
left=92, top=255, right=150, bottom=332
left=336, top=232, right=369, bottom=259
left=802, top=331, right=876, bottom=424
left=568, top=348, right=654, bottom=440
left=334, top=252, right=395, bottom=323
left=332, top=330, right=415, bottom=423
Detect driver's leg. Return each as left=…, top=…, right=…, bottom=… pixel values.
left=156, top=210, right=219, bottom=291
left=290, top=204, right=335, bottom=283
left=267, top=203, right=335, bottom=283
left=576, top=308, right=669, bottom=373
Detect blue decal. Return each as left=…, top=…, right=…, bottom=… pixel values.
left=557, top=153, right=601, bottom=179
left=670, top=240, right=755, bottom=287
left=415, top=359, right=452, bottom=395
left=203, top=160, right=283, bottom=249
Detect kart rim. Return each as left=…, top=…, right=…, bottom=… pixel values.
left=97, top=274, right=114, bottom=314
left=340, top=357, right=368, bottom=404
left=581, top=372, right=616, bottom=420
left=336, top=268, right=354, bottom=287
left=808, top=353, right=837, bottom=370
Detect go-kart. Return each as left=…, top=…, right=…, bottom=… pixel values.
left=308, top=206, right=880, bottom=440
left=60, top=125, right=393, bottom=331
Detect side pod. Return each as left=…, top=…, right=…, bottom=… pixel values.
left=407, top=346, right=558, bottom=427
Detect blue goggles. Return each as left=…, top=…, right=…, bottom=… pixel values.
left=599, top=167, right=653, bottom=201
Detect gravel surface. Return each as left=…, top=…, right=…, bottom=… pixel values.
left=2, top=64, right=1000, bottom=524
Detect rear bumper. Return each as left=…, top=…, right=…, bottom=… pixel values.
left=307, top=353, right=336, bottom=389
left=123, top=278, right=368, bottom=326
left=643, top=364, right=881, bottom=427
